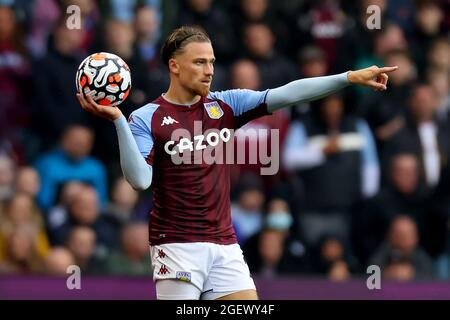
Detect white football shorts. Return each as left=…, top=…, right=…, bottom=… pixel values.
left=149, top=242, right=256, bottom=300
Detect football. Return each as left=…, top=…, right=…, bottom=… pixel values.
left=76, top=52, right=132, bottom=107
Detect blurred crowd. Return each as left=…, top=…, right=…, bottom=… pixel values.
left=0, top=0, right=449, bottom=282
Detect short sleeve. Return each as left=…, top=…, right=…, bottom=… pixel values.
left=208, top=89, right=269, bottom=116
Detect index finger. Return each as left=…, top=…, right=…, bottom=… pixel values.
left=76, top=93, right=88, bottom=108
left=377, top=66, right=398, bottom=74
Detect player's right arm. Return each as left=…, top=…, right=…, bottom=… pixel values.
left=77, top=94, right=152, bottom=190
left=210, top=66, right=399, bottom=117
left=266, top=65, right=399, bottom=112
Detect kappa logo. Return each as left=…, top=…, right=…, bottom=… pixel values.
left=157, top=249, right=166, bottom=259
left=176, top=271, right=191, bottom=283
left=161, top=116, right=179, bottom=126
left=158, top=264, right=170, bottom=275
left=204, top=101, right=224, bottom=119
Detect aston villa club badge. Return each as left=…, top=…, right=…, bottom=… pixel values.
left=204, top=101, right=224, bottom=119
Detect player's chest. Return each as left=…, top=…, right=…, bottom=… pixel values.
left=152, top=102, right=234, bottom=142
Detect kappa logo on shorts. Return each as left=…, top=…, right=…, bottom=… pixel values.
left=157, top=249, right=166, bottom=259
left=204, top=101, right=224, bottom=119
left=158, top=264, right=170, bottom=275
left=176, top=271, right=191, bottom=282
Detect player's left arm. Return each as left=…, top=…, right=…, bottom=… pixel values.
left=266, top=65, right=398, bottom=112
left=77, top=93, right=152, bottom=190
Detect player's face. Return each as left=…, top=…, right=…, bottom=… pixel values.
left=173, top=41, right=215, bottom=97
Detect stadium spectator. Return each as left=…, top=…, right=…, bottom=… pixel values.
left=14, top=166, right=40, bottom=198
left=291, top=45, right=329, bottom=118
left=243, top=198, right=310, bottom=277
left=231, top=172, right=265, bottom=245
left=283, top=94, right=379, bottom=247
left=369, top=215, right=434, bottom=281
left=229, top=59, right=289, bottom=188
left=334, top=0, right=388, bottom=73
left=100, top=19, right=151, bottom=110
left=311, top=234, right=359, bottom=281
left=358, top=50, right=417, bottom=147
left=66, top=226, right=104, bottom=274
left=355, top=154, right=428, bottom=265
left=25, top=0, right=61, bottom=58
left=0, top=4, right=31, bottom=153
left=385, top=0, right=416, bottom=36
left=133, top=4, right=168, bottom=100
left=101, top=177, right=140, bottom=245
left=232, top=0, right=290, bottom=54
left=134, top=4, right=161, bottom=65
left=409, top=0, right=445, bottom=77
left=46, top=180, right=85, bottom=236
left=46, top=185, right=115, bottom=251
left=108, top=0, right=162, bottom=24
left=358, top=21, right=408, bottom=70
left=31, top=18, right=90, bottom=149
left=0, top=193, right=50, bottom=262
left=242, top=22, right=297, bottom=89
left=103, top=222, right=151, bottom=276
left=383, top=84, right=450, bottom=189
left=0, top=153, right=15, bottom=201
left=91, top=18, right=153, bottom=171
left=426, top=37, right=450, bottom=72
left=353, top=22, right=408, bottom=99
left=62, top=0, right=100, bottom=52
left=298, top=45, right=329, bottom=79
left=103, top=177, right=139, bottom=221
left=33, top=124, right=107, bottom=211
left=44, top=246, right=75, bottom=275
left=293, top=0, right=347, bottom=67
left=426, top=66, right=450, bottom=123
left=176, top=0, right=236, bottom=63
left=0, top=224, right=45, bottom=274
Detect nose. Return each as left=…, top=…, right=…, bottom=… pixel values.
left=205, top=63, right=214, bottom=76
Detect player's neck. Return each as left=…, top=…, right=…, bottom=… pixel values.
left=164, top=83, right=201, bottom=105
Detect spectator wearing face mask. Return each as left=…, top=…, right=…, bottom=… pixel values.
left=242, top=198, right=311, bottom=277
left=231, top=172, right=265, bottom=246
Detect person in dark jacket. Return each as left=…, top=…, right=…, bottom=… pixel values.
left=31, top=19, right=91, bottom=150
left=369, top=215, right=434, bottom=281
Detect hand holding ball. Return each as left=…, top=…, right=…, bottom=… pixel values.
left=76, top=52, right=132, bottom=107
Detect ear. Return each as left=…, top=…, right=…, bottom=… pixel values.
left=168, top=58, right=180, bottom=75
